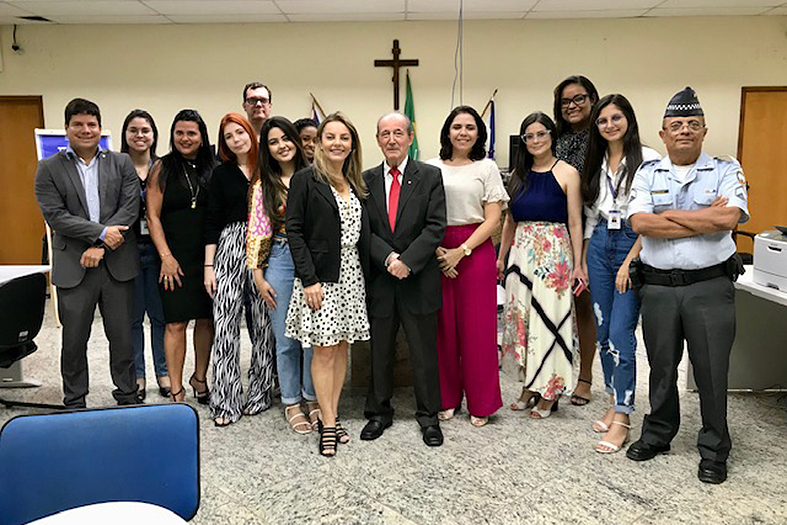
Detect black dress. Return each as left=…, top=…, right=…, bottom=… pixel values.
left=159, top=163, right=212, bottom=322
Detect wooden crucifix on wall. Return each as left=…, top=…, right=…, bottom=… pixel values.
left=374, top=39, right=419, bottom=110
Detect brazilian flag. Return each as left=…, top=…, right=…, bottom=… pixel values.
left=404, top=70, right=419, bottom=160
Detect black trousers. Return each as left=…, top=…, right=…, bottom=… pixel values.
left=638, top=276, right=735, bottom=462
left=57, top=264, right=137, bottom=407
left=365, top=302, right=441, bottom=428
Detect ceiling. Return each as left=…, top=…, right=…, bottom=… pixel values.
left=1, top=0, right=785, bottom=25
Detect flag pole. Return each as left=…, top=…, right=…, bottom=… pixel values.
left=480, top=88, right=498, bottom=118
left=309, top=92, right=328, bottom=117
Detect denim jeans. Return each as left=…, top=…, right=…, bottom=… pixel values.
left=586, top=220, right=640, bottom=414
left=131, top=241, right=167, bottom=379
left=265, top=240, right=315, bottom=405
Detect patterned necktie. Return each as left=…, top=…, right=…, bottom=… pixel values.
left=388, top=167, right=401, bottom=231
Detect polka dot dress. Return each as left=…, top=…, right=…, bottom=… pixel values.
left=285, top=186, right=370, bottom=347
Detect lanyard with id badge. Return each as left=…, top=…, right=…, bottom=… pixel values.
left=607, top=173, right=622, bottom=230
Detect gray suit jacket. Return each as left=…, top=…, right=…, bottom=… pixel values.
left=34, top=150, right=140, bottom=288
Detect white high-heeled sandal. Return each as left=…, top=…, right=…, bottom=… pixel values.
left=594, top=420, right=631, bottom=454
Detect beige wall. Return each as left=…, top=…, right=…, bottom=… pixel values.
left=1, top=15, right=786, bottom=168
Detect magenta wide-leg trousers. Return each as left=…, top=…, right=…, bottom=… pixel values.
left=437, top=224, right=502, bottom=417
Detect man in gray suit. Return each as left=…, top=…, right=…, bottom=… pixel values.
left=35, top=98, right=141, bottom=407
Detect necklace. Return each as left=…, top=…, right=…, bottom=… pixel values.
left=182, top=163, right=199, bottom=209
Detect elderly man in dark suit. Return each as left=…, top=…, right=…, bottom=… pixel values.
left=360, top=112, right=447, bottom=447
left=34, top=98, right=141, bottom=408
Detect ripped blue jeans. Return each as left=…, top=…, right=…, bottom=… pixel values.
left=586, top=220, right=641, bottom=414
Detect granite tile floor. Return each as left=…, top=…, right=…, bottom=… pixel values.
left=2, top=304, right=786, bottom=525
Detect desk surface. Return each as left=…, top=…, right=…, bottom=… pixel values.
left=735, top=266, right=787, bottom=307
left=0, top=265, right=50, bottom=285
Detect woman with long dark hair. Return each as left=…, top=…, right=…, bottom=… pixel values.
left=121, top=109, right=170, bottom=400
left=582, top=94, right=660, bottom=452
left=498, top=112, right=584, bottom=419
left=146, top=109, right=216, bottom=403
left=247, top=116, right=318, bottom=434
left=204, top=113, right=275, bottom=427
left=553, top=74, right=600, bottom=407
left=427, top=105, right=508, bottom=428
left=285, top=112, right=370, bottom=456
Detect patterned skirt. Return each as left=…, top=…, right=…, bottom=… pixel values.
left=500, top=221, right=579, bottom=401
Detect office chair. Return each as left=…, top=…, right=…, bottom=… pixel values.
left=0, top=272, right=62, bottom=410
left=0, top=403, right=201, bottom=525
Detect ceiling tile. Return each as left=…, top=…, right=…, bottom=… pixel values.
left=288, top=12, right=404, bottom=21
left=7, top=1, right=156, bottom=16
left=167, top=13, right=287, bottom=23
left=527, top=9, right=648, bottom=18
left=764, top=6, right=787, bottom=14
left=0, top=3, right=32, bottom=16
left=275, top=0, right=404, bottom=14
left=532, top=0, right=660, bottom=11
left=47, top=14, right=171, bottom=23
left=407, top=0, right=536, bottom=12
left=144, top=1, right=279, bottom=15
left=646, top=6, right=771, bottom=16
left=407, top=10, right=526, bottom=20
left=659, top=0, right=781, bottom=7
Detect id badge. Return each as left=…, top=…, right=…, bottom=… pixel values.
left=608, top=210, right=621, bottom=230
left=140, top=217, right=150, bottom=236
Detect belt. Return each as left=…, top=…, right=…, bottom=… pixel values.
left=272, top=235, right=288, bottom=244
left=640, top=262, right=727, bottom=287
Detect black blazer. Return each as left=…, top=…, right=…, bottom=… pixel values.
left=364, top=159, right=446, bottom=316
left=286, top=167, right=370, bottom=287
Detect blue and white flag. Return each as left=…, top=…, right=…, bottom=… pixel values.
left=310, top=93, right=326, bottom=125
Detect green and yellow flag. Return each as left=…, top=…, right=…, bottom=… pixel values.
left=404, top=70, right=419, bottom=160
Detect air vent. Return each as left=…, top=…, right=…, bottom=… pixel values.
left=17, top=15, right=53, bottom=22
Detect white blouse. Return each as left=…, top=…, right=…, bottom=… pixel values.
left=426, top=157, right=509, bottom=226
left=584, top=146, right=661, bottom=239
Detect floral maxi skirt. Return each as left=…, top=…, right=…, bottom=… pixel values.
left=500, top=221, right=579, bottom=401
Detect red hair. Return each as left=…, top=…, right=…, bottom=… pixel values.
left=217, top=113, right=258, bottom=175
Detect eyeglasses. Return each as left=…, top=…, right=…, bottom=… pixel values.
left=595, top=114, right=625, bottom=128
left=521, top=130, right=551, bottom=144
left=245, top=97, right=270, bottom=106
left=560, top=94, right=589, bottom=109
left=664, top=120, right=704, bottom=133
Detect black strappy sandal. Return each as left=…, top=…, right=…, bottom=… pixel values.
left=169, top=388, right=185, bottom=403
left=335, top=417, right=350, bottom=444
left=319, top=426, right=337, bottom=457
left=570, top=378, right=592, bottom=406
left=189, top=374, right=210, bottom=405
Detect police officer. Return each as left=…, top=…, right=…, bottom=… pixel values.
left=625, top=87, right=749, bottom=484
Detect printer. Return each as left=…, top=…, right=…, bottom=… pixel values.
left=753, top=230, right=787, bottom=292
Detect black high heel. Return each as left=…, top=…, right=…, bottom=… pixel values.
left=189, top=374, right=210, bottom=405
left=335, top=417, right=350, bottom=444
left=169, top=388, right=185, bottom=403
left=319, top=426, right=337, bottom=457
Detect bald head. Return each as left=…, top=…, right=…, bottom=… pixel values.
left=376, top=112, right=413, bottom=136
left=376, top=112, right=414, bottom=168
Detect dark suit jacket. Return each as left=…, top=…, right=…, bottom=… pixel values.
left=364, top=159, right=446, bottom=317
left=286, top=167, right=370, bottom=288
left=34, top=150, right=140, bottom=289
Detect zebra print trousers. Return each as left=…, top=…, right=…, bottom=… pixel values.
left=210, top=221, right=275, bottom=423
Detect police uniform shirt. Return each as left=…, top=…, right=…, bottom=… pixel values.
left=626, top=151, right=749, bottom=270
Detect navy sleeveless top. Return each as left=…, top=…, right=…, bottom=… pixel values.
left=510, top=166, right=568, bottom=224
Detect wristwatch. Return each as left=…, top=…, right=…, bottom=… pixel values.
left=460, top=243, right=472, bottom=257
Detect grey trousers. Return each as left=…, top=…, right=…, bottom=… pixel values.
left=638, top=276, right=735, bottom=462
left=57, top=263, right=138, bottom=407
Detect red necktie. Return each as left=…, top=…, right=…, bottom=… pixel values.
left=388, top=167, right=401, bottom=231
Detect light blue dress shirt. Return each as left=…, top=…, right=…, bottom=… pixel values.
left=626, top=151, right=749, bottom=270
left=66, top=145, right=108, bottom=241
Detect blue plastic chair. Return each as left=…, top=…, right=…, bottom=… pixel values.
left=0, top=403, right=200, bottom=525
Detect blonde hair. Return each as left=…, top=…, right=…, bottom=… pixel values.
left=313, top=112, right=367, bottom=198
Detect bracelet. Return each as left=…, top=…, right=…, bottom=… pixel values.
left=159, top=252, right=171, bottom=258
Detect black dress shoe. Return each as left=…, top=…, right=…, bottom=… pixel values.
left=421, top=424, right=443, bottom=447
left=360, top=419, right=391, bottom=440
left=626, top=440, right=671, bottom=461
left=698, top=459, right=727, bottom=484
